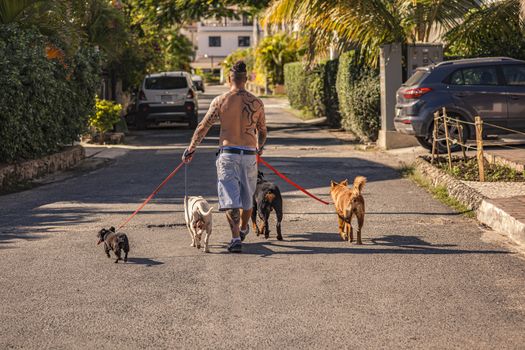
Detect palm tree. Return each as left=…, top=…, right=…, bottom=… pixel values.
left=0, top=0, right=47, bottom=24
left=264, top=0, right=481, bottom=66
left=445, top=0, right=524, bottom=59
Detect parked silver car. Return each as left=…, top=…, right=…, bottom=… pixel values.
left=128, top=71, right=199, bottom=129
left=395, top=57, right=525, bottom=151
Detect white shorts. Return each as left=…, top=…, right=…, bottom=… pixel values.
left=216, top=151, right=257, bottom=211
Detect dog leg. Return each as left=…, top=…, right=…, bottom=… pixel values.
left=203, top=231, right=210, bottom=253
left=347, top=212, right=354, bottom=242
left=124, top=250, right=128, bottom=263
left=276, top=222, right=282, bottom=241
left=337, top=216, right=346, bottom=241
left=251, top=208, right=260, bottom=236
left=263, top=217, right=270, bottom=239
left=114, top=248, right=121, bottom=263
left=356, top=213, right=364, bottom=245
left=275, top=202, right=283, bottom=241
left=104, top=244, right=111, bottom=258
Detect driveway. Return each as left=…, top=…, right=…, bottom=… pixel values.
left=1, top=85, right=525, bottom=349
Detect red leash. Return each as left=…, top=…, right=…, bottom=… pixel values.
left=117, top=161, right=185, bottom=230
left=257, top=155, right=330, bottom=205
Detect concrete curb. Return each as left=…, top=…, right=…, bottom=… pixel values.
left=478, top=200, right=525, bottom=247
left=414, top=157, right=525, bottom=247
left=0, top=146, right=85, bottom=192
left=414, top=158, right=485, bottom=210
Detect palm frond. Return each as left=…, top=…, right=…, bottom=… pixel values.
left=0, top=0, right=48, bottom=24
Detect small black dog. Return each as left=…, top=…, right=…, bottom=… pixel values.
left=252, top=171, right=283, bottom=240
left=97, top=227, right=129, bottom=263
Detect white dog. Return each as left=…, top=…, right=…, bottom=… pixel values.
left=184, top=196, right=213, bottom=253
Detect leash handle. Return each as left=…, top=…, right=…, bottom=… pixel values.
left=117, top=161, right=185, bottom=230
left=256, top=155, right=330, bottom=205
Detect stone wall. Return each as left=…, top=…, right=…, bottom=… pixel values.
left=414, top=157, right=486, bottom=210
left=0, top=146, right=85, bottom=191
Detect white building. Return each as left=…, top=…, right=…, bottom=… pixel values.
left=186, top=14, right=262, bottom=73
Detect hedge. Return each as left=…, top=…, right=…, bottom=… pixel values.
left=283, top=62, right=307, bottom=110
left=0, top=24, right=100, bottom=163
left=336, top=51, right=380, bottom=141
left=284, top=60, right=339, bottom=126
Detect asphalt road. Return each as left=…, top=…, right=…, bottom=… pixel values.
left=1, top=85, right=525, bottom=349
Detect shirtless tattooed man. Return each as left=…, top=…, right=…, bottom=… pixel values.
left=182, top=61, right=267, bottom=253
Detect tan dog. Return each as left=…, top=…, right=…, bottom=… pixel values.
left=184, top=196, right=213, bottom=252
left=329, top=176, right=366, bottom=244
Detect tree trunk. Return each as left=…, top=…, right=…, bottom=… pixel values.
left=521, top=0, right=525, bottom=25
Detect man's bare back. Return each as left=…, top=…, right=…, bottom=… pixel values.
left=188, top=88, right=267, bottom=151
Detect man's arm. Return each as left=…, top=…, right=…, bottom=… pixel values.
left=184, top=97, right=220, bottom=160
left=256, top=103, right=267, bottom=153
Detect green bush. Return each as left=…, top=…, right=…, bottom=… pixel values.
left=0, top=24, right=100, bottom=163
left=336, top=51, right=380, bottom=141
left=89, top=98, right=122, bottom=134
left=284, top=62, right=308, bottom=109
left=284, top=59, right=340, bottom=124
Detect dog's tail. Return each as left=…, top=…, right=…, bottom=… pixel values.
left=352, top=176, right=367, bottom=196
left=197, top=206, right=213, bottom=218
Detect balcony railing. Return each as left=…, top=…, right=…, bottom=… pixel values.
left=200, top=17, right=253, bottom=27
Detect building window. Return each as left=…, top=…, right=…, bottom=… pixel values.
left=209, top=36, right=221, bottom=47
left=238, top=36, right=251, bottom=47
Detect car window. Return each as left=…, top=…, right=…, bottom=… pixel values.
left=448, top=69, right=464, bottom=85
left=461, top=66, right=498, bottom=85
left=145, top=77, right=188, bottom=90
left=502, top=65, right=525, bottom=86
left=404, top=70, right=428, bottom=86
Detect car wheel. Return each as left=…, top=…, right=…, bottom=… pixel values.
left=188, top=112, right=198, bottom=129
left=423, top=117, right=469, bottom=153
left=416, top=136, right=433, bottom=151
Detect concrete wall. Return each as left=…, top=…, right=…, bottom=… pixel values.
left=196, top=25, right=253, bottom=59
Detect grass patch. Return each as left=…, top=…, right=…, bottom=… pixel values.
left=431, top=156, right=524, bottom=182
left=397, top=163, right=475, bottom=218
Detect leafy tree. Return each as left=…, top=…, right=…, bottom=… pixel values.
left=255, top=33, right=304, bottom=85
left=265, top=0, right=481, bottom=66
left=223, top=48, right=254, bottom=76
left=445, top=0, right=525, bottom=60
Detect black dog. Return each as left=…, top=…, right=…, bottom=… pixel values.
left=252, top=171, right=283, bottom=240
left=97, top=227, right=129, bottom=263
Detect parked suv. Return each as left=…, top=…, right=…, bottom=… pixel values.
left=395, top=57, right=525, bottom=151
left=128, top=71, right=199, bottom=129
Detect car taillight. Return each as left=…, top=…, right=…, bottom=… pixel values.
left=402, top=87, right=432, bottom=99
left=138, top=90, right=146, bottom=100
left=186, top=89, right=194, bottom=99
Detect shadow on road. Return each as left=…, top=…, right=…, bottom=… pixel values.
left=240, top=232, right=509, bottom=257
left=126, top=257, right=164, bottom=266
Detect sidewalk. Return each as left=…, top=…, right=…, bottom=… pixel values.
left=386, top=138, right=525, bottom=248
left=475, top=142, right=525, bottom=248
